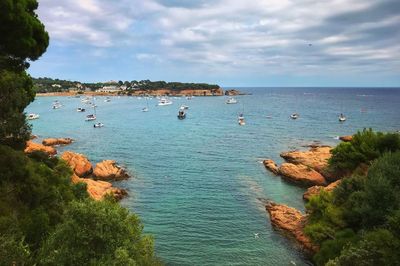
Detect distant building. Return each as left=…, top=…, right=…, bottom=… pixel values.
left=97, top=85, right=119, bottom=92
left=52, top=84, right=62, bottom=88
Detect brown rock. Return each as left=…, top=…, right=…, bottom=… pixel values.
left=280, top=146, right=332, bottom=174
left=93, top=160, right=129, bottom=181
left=71, top=174, right=127, bottom=201
left=61, top=151, right=93, bottom=177
left=24, top=141, right=57, bottom=155
left=265, top=200, right=317, bottom=253
left=279, top=163, right=327, bottom=187
left=303, top=180, right=342, bottom=201
left=263, top=159, right=279, bottom=175
left=43, top=138, right=73, bottom=146
left=339, top=135, right=353, bottom=142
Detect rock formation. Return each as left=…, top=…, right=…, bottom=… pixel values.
left=279, top=163, right=327, bottom=187
left=339, top=135, right=353, bottom=142
left=61, top=151, right=93, bottom=177
left=71, top=174, right=126, bottom=201
left=265, top=200, right=317, bottom=253
left=25, top=141, right=56, bottom=155
left=280, top=146, right=332, bottom=174
left=263, top=159, right=279, bottom=175
left=42, top=138, right=73, bottom=146
left=93, top=160, right=130, bottom=181
left=303, top=180, right=341, bottom=201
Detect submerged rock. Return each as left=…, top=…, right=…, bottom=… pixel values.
left=61, top=151, right=93, bottom=177
left=265, top=200, right=317, bottom=253
left=42, top=138, right=73, bottom=146
left=263, top=159, right=279, bottom=175
left=71, top=174, right=127, bottom=201
left=303, top=180, right=342, bottom=201
left=25, top=141, right=57, bottom=156
left=279, top=163, right=327, bottom=187
left=93, top=160, right=130, bottom=181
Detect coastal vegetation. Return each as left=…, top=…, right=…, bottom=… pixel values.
left=304, top=129, right=400, bottom=265
left=32, top=77, right=220, bottom=94
left=0, top=1, right=160, bottom=265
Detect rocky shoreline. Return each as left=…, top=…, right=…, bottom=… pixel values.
left=261, top=139, right=347, bottom=255
left=25, top=138, right=129, bottom=201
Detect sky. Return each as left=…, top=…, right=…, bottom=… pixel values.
left=28, top=0, right=400, bottom=87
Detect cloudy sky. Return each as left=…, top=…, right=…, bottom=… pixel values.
left=29, top=0, right=400, bottom=86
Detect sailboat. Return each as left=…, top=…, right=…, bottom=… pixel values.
left=338, top=102, right=346, bottom=122
left=142, top=97, right=149, bottom=112
left=86, top=97, right=97, bottom=121
left=238, top=104, right=246, bottom=125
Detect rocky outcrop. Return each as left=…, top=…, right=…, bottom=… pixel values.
left=263, top=159, right=279, bottom=175
left=42, top=138, right=73, bottom=146
left=279, top=163, right=327, bottom=187
left=224, top=89, right=243, bottom=96
left=61, top=151, right=93, bottom=177
left=71, top=174, right=127, bottom=201
left=303, top=180, right=342, bottom=201
left=265, top=200, right=317, bottom=253
left=280, top=146, right=332, bottom=174
left=339, top=135, right=353, bottom=142
left=25, top=141, right=57, bottom=155
left=93, top=160, right=130, bottom=181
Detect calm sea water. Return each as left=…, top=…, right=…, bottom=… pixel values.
left=26, top=88, right=400, bottom=266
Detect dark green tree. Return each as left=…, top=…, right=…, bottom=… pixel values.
left=0, top=0, right=49, bottom=149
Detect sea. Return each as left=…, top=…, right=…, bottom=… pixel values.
left=26, top=87, right=400, bottom=266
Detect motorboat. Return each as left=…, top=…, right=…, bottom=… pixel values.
left=52, top=103, right=62, bottom=109
left=77, top=107, right=86, bottom=112
left=27, top=113, right=40, bottom=120
left=238, top=113, right=245, bottom=125
left=177, top=109, right=186, bottom=119
left=339, top=113, right=346, bottom=122
left=186, top=96, right=193, bottom=100
left=142, top=107, right=149, bottom=112
left=86, top=114, right=96, bottom=121
left=180, top=105, right=189, bottom=110
left=104, top=97, right=111, bottom=102
left=226, top=97, right=238, bottom=104
left=290, top=113, right=299, bottom=119
left=158, top=97, right=172, bottom=106
left=93, top=122, right=104, bottom=128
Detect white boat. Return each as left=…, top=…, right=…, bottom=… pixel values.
left=180, top=105, right=189, bottom=110
left=177, top=109, right=186, bottom=119
left=104, top=97, right=111, bottom=102
left=158, top=97, right=172, bottom=106
left=52, top=103, right=62, bottom=109
left=81, top=97, right=91, bottom=103
left=226, top=97, right=238, bottom=104
left=27, top=113, right=40, bottom=120
left=93, top=122, right=104, bottom=128
left=238, top=113, right=245, bottom=125
left=339, top=113, right=346, bottom=122
left=86, top=114, right=96, bottom=121
left=290, top=113, right=299, bottom=119
left=142, top=107, right=149, bottom=112
left=77, top=107, right=86, bottom=112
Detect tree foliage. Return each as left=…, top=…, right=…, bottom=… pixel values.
left=305, top=137, right=400, bottom=266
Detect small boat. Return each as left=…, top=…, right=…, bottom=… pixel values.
left=238, top=113, right=245, bottom=125
left=290, top=113, right=299, bottom=119
left=142, top=107, right=149, bottom=112
left=104, top=97, right=111, bottom=103
left=226, top=97, right=238, bottom=104
left=180, top=105, right=189, bottom=110
left=86, top=114, right=96, bottom=121
left=177, top=109, right=186, bottom=119
left=93, top=122, right=104, bottom=128
left=27, top=113, right=40, bottom=120
left=186, top=96, right=193, bottom=100
left=339, top=113, right=346, bottom=122
left=52, top=103, right=62, bottom=109
left=158, top=97, right=173, bottom=106
left=77, top=107, right=86, bottom=112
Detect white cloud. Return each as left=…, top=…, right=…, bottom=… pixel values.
left=36, top=0, right=400, bottom=75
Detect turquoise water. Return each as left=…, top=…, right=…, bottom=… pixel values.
left=26, top=88, right=400, bottom=265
